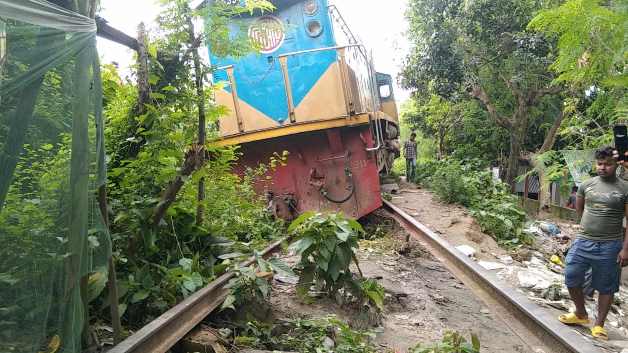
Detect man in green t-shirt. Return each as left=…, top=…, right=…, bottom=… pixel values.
left=559, top=147, right=628, bottom=340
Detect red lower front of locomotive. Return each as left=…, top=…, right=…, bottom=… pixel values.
left=234, top=126, right=382, bottom=220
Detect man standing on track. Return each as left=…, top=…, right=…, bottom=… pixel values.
left=559, top=147, right=628, bottom=340
left=404, top=132, right=418, bottom=182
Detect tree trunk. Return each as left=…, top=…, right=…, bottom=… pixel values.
left=438, top=126, right=446, bottom=159
left=185, top=15, right=207, bottom=226
left=125, top=23, right=151, bottom=160
left=534, top=108, right=566, bottom=211
left=152, top=144, right=209, bottom=228
left=505, top=131, right=522, bottom=191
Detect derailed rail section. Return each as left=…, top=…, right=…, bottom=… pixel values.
left=108, top=238, right=285, bottom=353
left=383, top=200, right=603, bottom=353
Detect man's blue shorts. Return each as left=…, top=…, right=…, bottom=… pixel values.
left=565, top=238, right=623, bottom=295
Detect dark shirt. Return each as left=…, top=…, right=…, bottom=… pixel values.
left=404, top=140, right=417, bottom=160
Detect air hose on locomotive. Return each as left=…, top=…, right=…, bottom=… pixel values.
left=318, top=160, right=356, bottom=204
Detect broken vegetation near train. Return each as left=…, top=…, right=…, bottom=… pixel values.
left=212, top=212, right=482, bottom=353
left=215, top=317, right=481, bottom=353
left=288, top=212, right=386, bottom=315
left=412, top=159, right=529, bottom=247
left=219, top=212, right=385, bottom=320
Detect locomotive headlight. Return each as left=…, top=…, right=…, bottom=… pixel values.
left=303, top=0, right=319, bottom=16
left=306, top=20, right=323, bottom=37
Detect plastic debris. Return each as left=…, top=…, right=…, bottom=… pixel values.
left=478, top=261, right=506, bottom=271
left=550, top=255, right=564, bottom=267
left=499, top=255, right=514, bottom=265
left=524, top=221, right=562, bottom=237
left=322, top=337, right=335, bottom=349
left=516, top=267, right=561, bottom=291
left=526, top=256, right=546, bottom=268
left=456, top=245, right=476, bottom=257
left=538, top=222, right=561, bottom=236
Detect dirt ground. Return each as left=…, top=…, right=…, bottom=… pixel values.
left=388, top=182, right=628, bottom=352
left=269, top=214, right=534, bottom=353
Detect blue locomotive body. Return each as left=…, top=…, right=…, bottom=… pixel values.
left=210, top=0, right=337, bottom=123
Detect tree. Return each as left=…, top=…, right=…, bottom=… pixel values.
left=402, top=0, right=564, bottom=189
left=528, top=0, right=627, bottom=89
left=528, top=0, right=627, bottom=148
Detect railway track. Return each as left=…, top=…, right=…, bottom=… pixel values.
left=108, top=202, right=606, bottom=353
left=107, top=238, right=286, bottom=353
left=383, top=200, right=604, bottom=353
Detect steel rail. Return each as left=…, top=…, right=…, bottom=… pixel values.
left=383, top=199, right=604, bottom=353
left=108, top=238, right=286, bottom=353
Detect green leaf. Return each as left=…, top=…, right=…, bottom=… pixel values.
left=118, top=303, right=128, bottom=318
left=268, top=257, right=296, bottom=278
left=220, top=294, right=236, bottom=311
left=182, top=278, right=197, bottom=292
left=179, top=258, right=193, bottom=272
left=336, top=231, right=350, bottom=242
left=256, top=277, right=271, bottom=298
left=87, top=267, right=108, bottom=302
left=471, top=333, right=481, bottom=351
left=150, top=92, right=166, bottom=100
left=0, top=273, right=19, bottom=286
left=316, top=256, right=329, bottom=272
left=324, top=236, right=337, bottom=252
left=147, top=43, right=158, bottom=58
left=288, top=211, right=316, bottom=233
left=288, top=237, right=314, bottom=255
left=131, top=290, right=149, bottom=303
left=190, top=272, right=203, bottom=287
left=335, top=244, right=351, bottom=269
left=347, top=218, right=364, bottom=233
left=327, top=257, right=341, bottom=282
left=365, top=289, right=384, bottom=310
left=148, top=73, right=160, bottom=85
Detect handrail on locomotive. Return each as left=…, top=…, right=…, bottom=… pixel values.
left=215, top=42, right=385, bottom=153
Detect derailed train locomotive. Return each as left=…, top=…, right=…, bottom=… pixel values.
left=208, top=0, right=400, bottom=219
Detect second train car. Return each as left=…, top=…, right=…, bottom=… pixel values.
left=207, top=0, right=400, bottom=219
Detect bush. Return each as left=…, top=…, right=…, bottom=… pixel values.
left=430, top=161, right=479, bottom=206
left=412, top=159, right=527, bottom=242
left=288, top=212, right=363, bottom=296
left=288, top=212, right=385, bottom=312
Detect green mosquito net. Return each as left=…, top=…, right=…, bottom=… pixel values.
left=0, top=1, right=110, bottom=352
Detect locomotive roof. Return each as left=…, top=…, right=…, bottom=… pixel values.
left=198, top=0, right=303, bottom=10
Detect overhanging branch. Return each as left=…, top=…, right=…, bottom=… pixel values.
left=469, top=84, right=512, bottom=129
left=96, top=16, right=139, bottom=52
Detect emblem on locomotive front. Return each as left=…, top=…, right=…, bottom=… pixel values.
left=248, top=16, right=285, bottom=54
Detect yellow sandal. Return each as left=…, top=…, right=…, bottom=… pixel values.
left=558, top=313, right=590, bottom=326
left=591, top=326, right=608, bottom=340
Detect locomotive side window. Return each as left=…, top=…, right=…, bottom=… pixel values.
left=376, top=72, right=394, bottom=101
left=379, top=84, right=391, bottom=100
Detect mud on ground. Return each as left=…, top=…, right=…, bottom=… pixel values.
left=389, top=182, right=628, bottom=352
left=269, top=210, right=533, bottom=353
